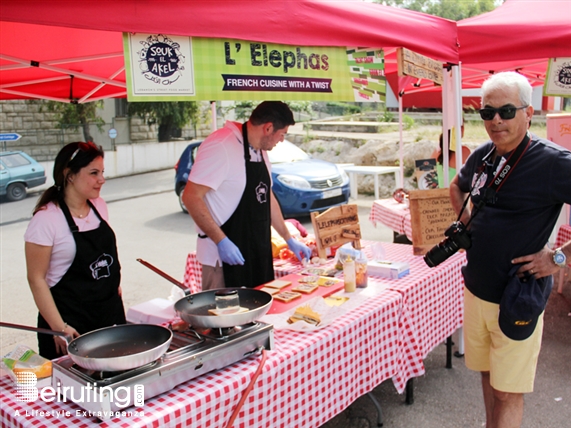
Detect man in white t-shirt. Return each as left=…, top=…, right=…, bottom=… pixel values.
left=183, top=101, right=310, bottom=290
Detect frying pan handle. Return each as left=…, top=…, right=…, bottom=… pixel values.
left=136, top=258, right=189, bottom=293
left=0, top=321, right=68, bottom=338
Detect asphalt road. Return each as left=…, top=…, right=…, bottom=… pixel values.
left=1, top=169, right=570, bottom=427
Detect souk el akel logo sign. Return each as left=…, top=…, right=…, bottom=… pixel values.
left=544, top=57, right=571, bottom=97
left=124, top=33, right=386, bottom=102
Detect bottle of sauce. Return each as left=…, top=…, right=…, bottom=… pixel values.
left=343, top=256, right=356, bottom=292
left=356, top=254, right=368, bottom=288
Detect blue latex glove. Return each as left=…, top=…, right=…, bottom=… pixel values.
left=217, top=237, right=245, bottom=265
left=286, top=238, right=312, bottom=263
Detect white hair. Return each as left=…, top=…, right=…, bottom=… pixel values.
left=481, top=71, right=532, bottom=107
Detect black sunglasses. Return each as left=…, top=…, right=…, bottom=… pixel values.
left=479, top=105, right=527, bottom=121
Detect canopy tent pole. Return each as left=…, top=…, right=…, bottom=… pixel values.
left=211, top=101, right=217, bottom=132
left=441, top=66, right=452, bottom=187
left=396, top=75, right=416, bottom=189
left=452, top=64, right=463, bottom=173
left=398, top=89, right=404, bottom=188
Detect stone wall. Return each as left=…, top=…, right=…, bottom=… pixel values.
left=0, top=100, right=212, bottom=161
left=0, top=100, right=83, bottom=161
left=128, top=115, right=158, bottom=142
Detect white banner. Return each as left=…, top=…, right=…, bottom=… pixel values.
left=544, top=57, right=571, bottom=97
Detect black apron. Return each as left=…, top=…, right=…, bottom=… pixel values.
left=220, top=124, right=274, bottom=288
left=37, top=199, right=125, bottom=359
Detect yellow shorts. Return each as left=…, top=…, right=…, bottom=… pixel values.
left=463, top=287, right=544, bottom=393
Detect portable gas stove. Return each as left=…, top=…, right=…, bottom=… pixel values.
left=51, top=321, right=273, bottom=419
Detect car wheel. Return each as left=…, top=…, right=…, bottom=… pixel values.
left=6, top=183, right=26, bottom=202
left=178, top=185, right=188, bottom=213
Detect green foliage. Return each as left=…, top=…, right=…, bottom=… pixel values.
left=380, top=109, right=395, bottom=123
left=128, top=102, right=199, bottom=128
left=287, top=101, right=314, bottom=116
left=403, top=114, right=415, bottom=130
left=227, top=101, right=258, bottom=121
left=375, top=0, right=499, bottom=20
left=303, top=133, right=316, bottom=144
left=44, top=101, right=104, bottom=143
left=313, top=102, right=361, bottom=116
left=128, top=101, right=199, bottom=141
left=404, top=165, right=415, bottom=178
left=221, top=101, right=313, bottom=121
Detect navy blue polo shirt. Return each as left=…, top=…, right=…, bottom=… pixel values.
left=457, top=134, right=571, bottom=303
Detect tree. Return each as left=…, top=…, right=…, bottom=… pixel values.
left=375, top=0, right=500, bottom=20
left=221, top=101, right=314, bottom=122
left=44, top=101, right=104, bottom=143
left=128, top=102, right=200, bottom=142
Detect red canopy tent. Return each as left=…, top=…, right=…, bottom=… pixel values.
left=0, top=0, right=458, bottom=103
left=396, top=0, right=571, bottom=109
left=458, top=0, right=571, bottom=64
left=457, top=0, right=571, bottom=107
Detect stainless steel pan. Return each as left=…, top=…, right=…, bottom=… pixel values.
left=174, top=288, right=273, bottom=328
left=137, top=258, right=273, bottom=329
left=0, top=322, right=172, bottom=371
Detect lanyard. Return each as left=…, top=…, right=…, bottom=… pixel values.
left=458, top=132, right=531, bottom=226
left=486, top=132, right=530, bottom=196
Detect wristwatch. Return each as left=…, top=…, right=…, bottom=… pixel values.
left=552, top=247, right=567, bottom=268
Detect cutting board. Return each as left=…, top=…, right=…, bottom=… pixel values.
left=257, top=274, right=345, bottom=314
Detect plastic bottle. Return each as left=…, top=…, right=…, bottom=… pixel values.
left=356, top=253, right=368, bottom=288
left=343, top=256, right=356, bottom=292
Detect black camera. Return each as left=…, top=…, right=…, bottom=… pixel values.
left=424, top=221, right=472, bottom=268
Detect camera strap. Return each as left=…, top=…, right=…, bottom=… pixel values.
left=458, top=132, right=531, bottom=226
left=485, top=132, right=531, bottom=195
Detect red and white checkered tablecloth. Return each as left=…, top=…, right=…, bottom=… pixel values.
left=266, top=242, right=465, bottom=380
left=1, top=242, right=463, bottom=427
left=361, top=243, right=466, bottom=360
left=555, top=224, right=571, bottom=248
left=0, top=290, right=406, bottom=428
left=183, top=241, right=464, bottom=380
left=369, top=199, right=412, bottom=240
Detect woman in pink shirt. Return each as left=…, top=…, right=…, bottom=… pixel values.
left=24, top=142, right=125, bottom=359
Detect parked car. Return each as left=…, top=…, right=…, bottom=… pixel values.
left=0, top=151, right=46, bottom=201
left=174, top=141, right=202, bottom=213
left=174, top=140, right=350, bottom=218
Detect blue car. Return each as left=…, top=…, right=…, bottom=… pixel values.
left=175, top=140, right=350, bottom=218
left=0, top=151, right=46, bottom=201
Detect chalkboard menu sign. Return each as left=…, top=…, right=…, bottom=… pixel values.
left=408, top=188, right=457, bottom=255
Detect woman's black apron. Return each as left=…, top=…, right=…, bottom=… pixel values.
left=37, top=199, right=125, bottom=359
left=220, top=124, right=274, bottom=288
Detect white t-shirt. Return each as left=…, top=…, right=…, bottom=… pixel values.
left=189, top=121, right=271, bottom=266
left=24, top=198, right=109, bottom=287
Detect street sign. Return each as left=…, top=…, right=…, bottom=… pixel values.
left=0, top=133, right=22, bottom=142
left=108, top=128, right=118, bottom=139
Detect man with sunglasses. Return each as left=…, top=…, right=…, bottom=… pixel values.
left=450, top=72, right=571, bottom=428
